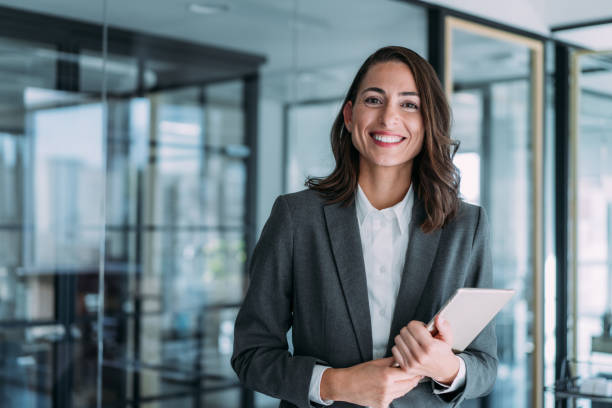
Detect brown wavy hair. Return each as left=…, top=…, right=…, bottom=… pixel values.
left=306, top=46, right=461, bottom=233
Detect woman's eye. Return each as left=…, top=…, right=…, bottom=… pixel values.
left=402, top=102, right=419, bottom=110
left=364, top=97, right=382, bottom=105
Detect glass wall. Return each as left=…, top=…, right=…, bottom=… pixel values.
left=0, top=1, right=428, bottom=407
left=100, top=82, right=251, bottom=407
left=0, top=2, right=261, bottom=407
left=0, top=1, right=573, bottom=408
left=0, top=30, right=106, bottom=407
left=446, top=17, right=544, bottom=408
left=570, top=50, right=612, bottom=399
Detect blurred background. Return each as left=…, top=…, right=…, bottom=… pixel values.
left=0, top=0, right=611, bottom=407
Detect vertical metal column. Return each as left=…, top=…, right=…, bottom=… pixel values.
left=241, top=74, right=259, bottom=408
left=480, top=85, right=493, bottom=408
left=481, top=87, right=493, bottom=215
left=132, top=170, right=144, bottom=407
left=52, top=41, right=80, bottom=408
left=53, top=272, right=76, bottom=408
left=427, top=8, right=446, bottom=85
left=192, top=86, right=207, bottom=408
left=554, top=43, right=570, bottom=408
left=244, top=73, right=259, bottom=260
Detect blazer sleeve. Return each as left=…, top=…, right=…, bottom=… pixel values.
left=231, top=195, right=319, bottom=408
left=436, top=206, right=499, bottom=405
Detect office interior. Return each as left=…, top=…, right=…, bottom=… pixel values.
left=0, top=0, right=610, bottom=407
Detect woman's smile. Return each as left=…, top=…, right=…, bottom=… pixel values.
left=370, top=130, right=407, bottom=147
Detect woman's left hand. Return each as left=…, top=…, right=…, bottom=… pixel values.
left=391, top=315, right=460, bottom=385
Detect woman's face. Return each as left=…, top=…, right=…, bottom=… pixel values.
left=343, top=61, right=424, bottom=170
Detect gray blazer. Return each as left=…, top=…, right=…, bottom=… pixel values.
left=232, top=188, right=497, bottom=407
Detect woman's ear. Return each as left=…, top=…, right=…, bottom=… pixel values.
left=342, top=101, right=353, bottom=131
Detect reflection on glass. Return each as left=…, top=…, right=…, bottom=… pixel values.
left=450, top=24, right=536, bottom=408
left=286, top=101, right=338, bottom=193
left=99, top=80, right=248, bottom=407
left=574, top=52, right=612, bottom=376
left=0, top=24, right=251, bottom=406
left=0, top=36, right=105, bottom=406
left=80, top=51, right=141, bottom=94
left=0, top=326, right=54, bottom=406
left=453, top=89, right=483, bottom=205
left=32, top=103, right=104, bottom=268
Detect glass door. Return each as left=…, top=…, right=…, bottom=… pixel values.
left=0, top=37, right=106, bottom=407
left=0, top=6, right=262, bottom=406
left=569, top=49, right=612, bottom=391
left=100, top=81, right=250, bottom=407
left=445, top=17, right=544, bottom=408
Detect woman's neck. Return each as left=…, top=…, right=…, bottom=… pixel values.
left=358, top=161, right=412, bottom=210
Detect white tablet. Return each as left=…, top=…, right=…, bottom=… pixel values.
left=426, top=288, right=515, bottom=352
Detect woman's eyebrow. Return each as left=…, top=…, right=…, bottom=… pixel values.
left=360, top=87, right=420, bottom=96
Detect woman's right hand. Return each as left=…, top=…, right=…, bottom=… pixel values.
left=320, top=357, right=422, bottom=408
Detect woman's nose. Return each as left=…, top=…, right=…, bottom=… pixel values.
left=379, top=104, right=399, bottom=127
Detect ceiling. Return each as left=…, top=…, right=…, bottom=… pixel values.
left=0, top=0, right=610, bottom=114
left=4, top=0, right=612, bottom=38
left=0, top=0, right=427, bottom=74
left=0, top=0, right=430, bottom=104
left=0, top=0, right=609, bottom=79
left=424, top=0, right=612, bottom=36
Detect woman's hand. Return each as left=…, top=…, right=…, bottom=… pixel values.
left=320, top=357, right=422, bottom=408
left=391, top=316, right=460, bottom=385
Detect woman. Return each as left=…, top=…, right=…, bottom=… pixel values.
left=232, top=46, right=497, bottom=408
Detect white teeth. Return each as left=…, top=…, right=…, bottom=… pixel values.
left=372, top=134, right=403, bottom=143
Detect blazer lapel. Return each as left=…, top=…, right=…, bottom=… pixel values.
left=324, top=200, right=373, bottom=362
left=386, top=197, right=442, bottom=354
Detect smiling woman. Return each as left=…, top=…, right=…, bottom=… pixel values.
left=307, top=47, right=460, bottom=233
left=232, top=46, right=498, bottom=408
left=342, top=62, right=425, bottom=208
left=345, top=62, right=424, bottom=162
